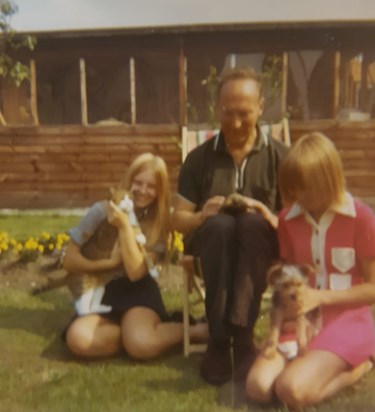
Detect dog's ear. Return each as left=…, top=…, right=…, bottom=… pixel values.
left=267, top=263, right=284, bottom=286
left=299, top=264, right=315, bottom=279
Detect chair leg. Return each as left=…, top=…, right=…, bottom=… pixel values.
left=182, top=268, right=191, bottom=357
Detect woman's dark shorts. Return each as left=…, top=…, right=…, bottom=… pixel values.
left=62, top=274, right=167, bottom=341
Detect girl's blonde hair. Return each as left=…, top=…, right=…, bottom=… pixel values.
left=123, top=153, right=171, bottom=247
left=278, top=132, right=346, bottom=208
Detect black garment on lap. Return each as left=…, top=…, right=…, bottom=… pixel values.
left=186, top=213, right=278, bottom=341
left=61, top=274, right=167, bottom=341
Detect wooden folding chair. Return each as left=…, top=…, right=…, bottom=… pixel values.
left=180, top=119, right=290, bottom=357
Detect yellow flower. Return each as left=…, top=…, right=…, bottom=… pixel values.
left=0, top=242, right=9, bottom=251
left=41, top=232, right=51, bottom=240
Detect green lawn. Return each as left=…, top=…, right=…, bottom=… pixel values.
left=0, top=214, right=374, bottom=411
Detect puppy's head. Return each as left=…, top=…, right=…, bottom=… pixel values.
left=267, top=263, right=314, bottom=310
left=220, top=193, right=256, bottom=216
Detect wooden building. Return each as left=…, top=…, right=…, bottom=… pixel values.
left=1, top=20, right=375, bottom=209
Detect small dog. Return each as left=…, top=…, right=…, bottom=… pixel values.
left=263, top=263, right=321, bottom=360
left=220, top=192, right=256, bottom=216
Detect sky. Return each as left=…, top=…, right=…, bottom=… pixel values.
left=11, top=0, right=375, bottom=33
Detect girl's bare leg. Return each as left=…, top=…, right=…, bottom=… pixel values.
left=66, top=314, right=122, bottom=357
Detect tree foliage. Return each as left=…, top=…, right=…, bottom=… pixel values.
left=0, top=0, right=36, bottom=86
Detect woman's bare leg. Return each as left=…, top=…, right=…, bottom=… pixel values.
left=65, top=314, right=122, bottom=357
left=121, top=306, right=208, bottom=360
left=318, top=359, right=373, bottom=401
left=246, top=350, right=287, bottom=403
left=275, top=350, right=372, bottom=409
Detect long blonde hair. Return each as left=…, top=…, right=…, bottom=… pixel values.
left=123, top=153, right=171, bottom=248
left=278, top=132, right=346, bottom=208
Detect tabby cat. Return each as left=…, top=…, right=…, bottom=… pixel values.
left=33, top=188, right=159, bottom=315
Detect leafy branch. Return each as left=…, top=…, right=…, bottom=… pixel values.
left=0, top=1, right=36, bottom=86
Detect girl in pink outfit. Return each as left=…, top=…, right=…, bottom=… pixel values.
left=246, top=132, right=375, bottom=409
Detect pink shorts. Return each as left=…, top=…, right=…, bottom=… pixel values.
left=308, top=306, right=375, bottom=367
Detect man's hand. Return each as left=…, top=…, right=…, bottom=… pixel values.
left=201, top=196, right=226, bottom=220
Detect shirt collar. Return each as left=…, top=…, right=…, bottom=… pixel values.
left=215, top=124, right=266, bottom=153
left=285, top=192, right=356, bottom=221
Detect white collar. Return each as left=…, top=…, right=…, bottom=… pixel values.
left=285, top=192, right=356, bottom=221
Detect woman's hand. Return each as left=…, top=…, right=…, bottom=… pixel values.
left=107, top=200, right=129, bottom=228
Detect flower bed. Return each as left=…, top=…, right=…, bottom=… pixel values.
left=0, top=231, right=70, bottom=264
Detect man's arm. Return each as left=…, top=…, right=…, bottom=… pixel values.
left=172, top=195, right=225, bottom=236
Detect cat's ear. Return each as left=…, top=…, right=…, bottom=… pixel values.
left=108, top=187, right=115, bottom=200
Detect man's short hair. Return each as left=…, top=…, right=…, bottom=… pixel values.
left=217, top=67, right=263, bottom=101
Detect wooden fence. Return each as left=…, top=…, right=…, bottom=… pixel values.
left=0, top=124, right=181, bottom=209
left=0, top=120, right=374, bottom=211
left=291, top=120, right=375, bottom=211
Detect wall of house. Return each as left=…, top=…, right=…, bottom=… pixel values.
left=0, top=120, right=374, bottom=211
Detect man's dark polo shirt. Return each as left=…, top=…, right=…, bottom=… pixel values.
left=177, top=127, right=289, bottom=213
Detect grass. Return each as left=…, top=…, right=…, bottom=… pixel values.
left=1, top=214, right=375, bottom=412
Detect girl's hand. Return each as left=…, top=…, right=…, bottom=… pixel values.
left=107, top=200, right=128, bottom=228
left=296, top=285, right=323, bottom=314
left=244, top=197, right=278, bottom=229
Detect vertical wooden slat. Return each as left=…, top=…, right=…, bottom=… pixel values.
left=333, top=51, right=341, bottom=118
left=79, top=58, right=88, bottom=126
left=130, top=57, right=136, bottom=125
left=281, top=52, right=288, bottom=116
left=30, top=59, right=39, bottom=126
left=359, top=52, right=369, bottom=111
left=344, top=59, right=351, bottom=108
left=0, top=110, right=6, bottom=126
left=178, top=45, right=187, bottom=127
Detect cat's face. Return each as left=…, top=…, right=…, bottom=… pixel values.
left=130, top=167, right=157, bottom=209
left=109, top=188, right=129, bottom=205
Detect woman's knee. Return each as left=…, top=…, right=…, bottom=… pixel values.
left=246, top=374, right=274, bottom=404
left=275, top=373, right=314, bottom=408
left=246, top=361, right=279, bottom=404
left=65, top=322, right=94, bottom=356
left=122, top=328, right=160, bottom=360
left=121, top=309, right=162, bottom=360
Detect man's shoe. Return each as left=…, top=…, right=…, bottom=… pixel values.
left=200, top=339, right=232, bottom=385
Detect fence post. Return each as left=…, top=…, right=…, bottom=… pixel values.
left=333, top=51, right=341, bottom=118
left=30, top=59, right=39, bottom=126
left=130, top=57, right=136, bottom=125
left=281, top=52, right=288, bottom=117
left=79, top=58, right=88, bottom=126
